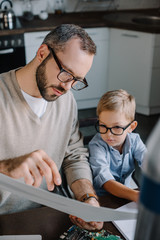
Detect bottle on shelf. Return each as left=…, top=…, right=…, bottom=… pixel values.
left=54, top=0, right=65, bottom=15
left=23, top=0, right=34, bottom=21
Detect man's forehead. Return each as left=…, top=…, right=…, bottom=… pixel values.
left=62, top=38, right=82, bottom=52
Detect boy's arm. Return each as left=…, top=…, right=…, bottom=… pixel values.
left=103, top=180, right=139, bottom=202
left=133, top=134, right=147, bottom=167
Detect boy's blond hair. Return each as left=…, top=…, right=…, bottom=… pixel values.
left=97, top=89, right=136, bottom=121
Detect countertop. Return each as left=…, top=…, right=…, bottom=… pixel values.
left=0, top=8, right=160, bottom=36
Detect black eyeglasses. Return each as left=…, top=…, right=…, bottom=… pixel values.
left=48, top=46, right=88, bottom=91
left=95, top=120, right=134, bottom=136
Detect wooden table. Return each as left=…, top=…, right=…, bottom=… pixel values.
left=0, top=194, right=130, bottom=240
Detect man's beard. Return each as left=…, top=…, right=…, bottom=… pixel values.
left=36, top=57, right=66, bottom=102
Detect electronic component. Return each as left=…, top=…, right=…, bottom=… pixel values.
left=59, top=225, right=123, bottom=240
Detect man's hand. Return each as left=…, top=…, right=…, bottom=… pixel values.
left=70, top=179, right=104, bottom=231
left=0, top=149, right=61, bottom=191
left=69, top=197, right=103, bottom=231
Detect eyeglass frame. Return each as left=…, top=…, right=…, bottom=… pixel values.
left=47, top=46, right=88, bottom=91
left=95, top=120, right=134, bottom=136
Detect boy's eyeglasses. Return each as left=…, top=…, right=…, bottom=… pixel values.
left=95, top=120, right=134, bottom=136
left=48, top=46, right=88, bottom=91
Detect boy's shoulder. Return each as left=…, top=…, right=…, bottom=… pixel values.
left=128, top=132, right=142, bottom=141
left=89, top=133, right=106, bottom=147
left=128, top=132, right=145, bottom=147
left=89, top=133, right=101, bottom=143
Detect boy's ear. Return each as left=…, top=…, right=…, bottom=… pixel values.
left=128, top=120, right=138, bottom=133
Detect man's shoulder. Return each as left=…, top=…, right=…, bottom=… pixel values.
left=58, top=90, right=76, bottom=105
left=0, top=70, right=15, bottom=84
left=53, top=90, right=77, bottom=115
left=0, top=71, right=8, bottom=81
left=59, top=90, right=73, bottom=99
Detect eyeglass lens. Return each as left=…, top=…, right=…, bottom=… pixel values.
left=95, top=121, right=130, bottom=135
left=58, top=71, right=87, bottom=90
left=48, top=46, right=88, bottom=91
left=97, top=125, right=124, bottom=135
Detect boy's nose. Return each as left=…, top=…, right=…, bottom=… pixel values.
left=105, top=129, right=112, bottom=136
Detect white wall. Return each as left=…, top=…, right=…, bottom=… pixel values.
left=117, top=0, right=159, bottom=10
left=65, top=0, right=160, bottom=12
left=12, top=0, right=50, bottom=16
left=12, top=0, right=160, bottom=16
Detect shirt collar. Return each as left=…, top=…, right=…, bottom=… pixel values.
left=104, top=133, right=131, bottom=154
left=123, top=134, right=131, bottom=154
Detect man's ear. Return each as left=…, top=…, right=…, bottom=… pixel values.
left=128, top=120, right=138, bottom=133
left=36, top=44, right=50, bottom=63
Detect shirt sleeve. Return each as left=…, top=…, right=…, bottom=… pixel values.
left=62, top=96, right=92, bottom=187
left=132, top=134, right=147, bottom=168
left=88, top=135, right=115, bottom=189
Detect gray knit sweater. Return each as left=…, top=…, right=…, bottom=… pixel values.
left=0, top=70, right=92, bottom=214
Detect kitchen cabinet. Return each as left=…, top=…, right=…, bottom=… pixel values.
left=24, top=30, right=50, bottom=63
left=72, top=27, right=109, bottom=109
left=108, top=28, right=160, bottom=115
left=24, top=27, right=109, bottom=109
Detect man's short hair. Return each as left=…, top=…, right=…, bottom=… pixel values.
left=42, top=24, right=96, bottom=55
left=97, top=89, right=136, bottom=121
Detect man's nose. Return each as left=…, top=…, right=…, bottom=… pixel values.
left=60, top=81, right=72, bottom=90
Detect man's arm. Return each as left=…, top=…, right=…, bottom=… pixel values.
left=70, top=178, right=103, bottom=231
left=103, top=180, right=139, bottom=202
left=71, top=178, right=97, bottom=200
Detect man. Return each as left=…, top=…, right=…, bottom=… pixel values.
left=0, top=24, right=103, bottom=230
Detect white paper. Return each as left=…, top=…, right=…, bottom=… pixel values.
left=113, top=202, right=138, bottom=240
left=0, top=174, right=137, bottom=222
left=0, top=236, right=41, bottom=240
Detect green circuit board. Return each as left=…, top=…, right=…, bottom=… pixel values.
left=59, top=225, right=123, bottom=240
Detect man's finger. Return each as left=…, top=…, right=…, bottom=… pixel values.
left=30, top=164, right=43, bottom=187
left=23, top=167, right=35, bottom=186
left=36, top=158, right=55, bottom=190
left=42, top=152, right=62, bottom=186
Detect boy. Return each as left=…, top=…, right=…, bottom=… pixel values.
left=88, top=89, right=147, bottom=202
